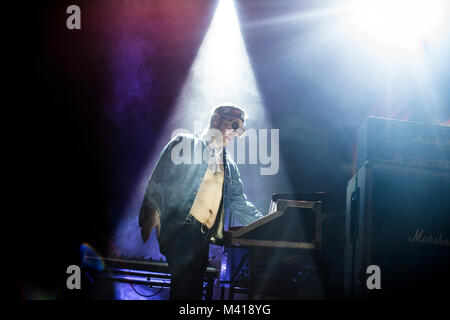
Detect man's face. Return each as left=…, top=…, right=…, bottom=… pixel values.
left=218, top=116, right=244, bottom=146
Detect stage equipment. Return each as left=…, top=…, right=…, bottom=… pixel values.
left=355, top=116, right=449, bottom=172
left=83, top=255, right=219, bottom=300
left=222, top=193, right=330, bottom=299
left=344, top=117, right=450, bottom=299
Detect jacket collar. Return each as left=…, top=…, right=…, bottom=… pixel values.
left=196, top=130, right=231, bottom=170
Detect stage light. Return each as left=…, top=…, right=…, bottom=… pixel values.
left=166, top=0, right=291, bottom=221
left=112, top=0, right=293, bottom=299
left=169, top=0, right=264, bottom=124
left=345, top=0, right=448, bottom=52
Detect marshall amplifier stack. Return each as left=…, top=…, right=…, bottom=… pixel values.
left=344, top=117, right=450, bottom=299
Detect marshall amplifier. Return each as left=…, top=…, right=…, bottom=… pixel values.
left=356, top=116, right=450, bottom=173
left=343, top=162, right=450, bottom=299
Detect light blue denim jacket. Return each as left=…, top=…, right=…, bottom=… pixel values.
left=139, top=133, right=263, bottom=252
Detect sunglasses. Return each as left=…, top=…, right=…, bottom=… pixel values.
left=223, top=119, right=246, bottom=137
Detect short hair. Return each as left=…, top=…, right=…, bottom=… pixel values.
left=209, top=104, right=247, bottom=128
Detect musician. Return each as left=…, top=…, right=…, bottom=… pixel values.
left=138, top=104, right=263, bottom=300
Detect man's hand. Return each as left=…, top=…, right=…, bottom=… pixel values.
left=139, top=207, right=161, bottom=243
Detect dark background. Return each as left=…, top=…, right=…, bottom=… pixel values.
left=12, top=0, right=450, bottom=299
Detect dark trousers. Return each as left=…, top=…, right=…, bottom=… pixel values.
left=164, top=222, right=210, bottom=300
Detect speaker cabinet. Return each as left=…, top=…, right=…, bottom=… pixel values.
left=344, top=162, right=450, bottom=299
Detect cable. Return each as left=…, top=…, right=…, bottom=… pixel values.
left=130, top=282, right=163, bottom=298
left=128, top=268, right=169, bottom=298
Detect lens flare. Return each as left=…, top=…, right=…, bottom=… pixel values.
left=80, top=242, right=105, bottom=271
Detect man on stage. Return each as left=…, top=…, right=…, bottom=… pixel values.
left=139, top=104, right=263, bottom=300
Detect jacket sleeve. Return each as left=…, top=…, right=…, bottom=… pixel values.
left=139, top=136, right=179, bottom=227
left=228, top=164, right=264, bottom=226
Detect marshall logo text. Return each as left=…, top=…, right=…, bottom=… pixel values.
left=408, top=229, right=450, bottom=247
